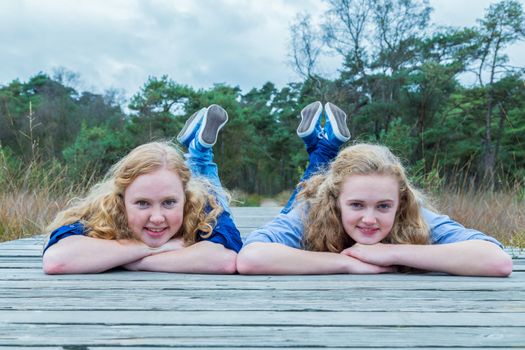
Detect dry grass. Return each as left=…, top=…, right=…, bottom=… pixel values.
left=0, top=190, right=71, bottom=242
left=434, top=187, right=525, bottom=248
left=1, top=158, right=524, bottom=248
left=0, top=156, right=90, bottom=243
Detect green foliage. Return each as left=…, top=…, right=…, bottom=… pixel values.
left=0, top=146, right=20, bottom=188
left=129, top=75, right=195, bottom=116
left=62, top=123, right=132, bottom=182
left=378, top=118, right=417, bottom=161
left=1, top=0, right=524, bottom=198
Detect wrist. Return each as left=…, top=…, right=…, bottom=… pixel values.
left=146, top=245, right=165, bottom=256
left=116, top=238, right=153, bottom=258
left=389, top=244, right=406, bottom=266
left=340, top=253, right=362, bottom=273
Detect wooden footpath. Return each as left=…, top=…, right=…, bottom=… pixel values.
left=1, top=206, right=524, bottom=349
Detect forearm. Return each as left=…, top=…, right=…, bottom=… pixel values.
left=390, top=241, right=513, bottom=276
left=128, top=241, right=237, bottom=274
left=237, top=243, right=388, bottom=275
left=42, top=236, right=152, bottom=274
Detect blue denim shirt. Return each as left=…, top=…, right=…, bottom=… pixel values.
left=44, top=210, right=243, bottom=254
left=244, top=205, right=502, bottom=249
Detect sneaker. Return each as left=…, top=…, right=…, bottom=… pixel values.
left=197, top=104, right=229, bottom=148
left=324, top=102, right=350, bottom=145
left=297, top=101, right=323, bottom=146
left=177, top=107, right=207, bottom=148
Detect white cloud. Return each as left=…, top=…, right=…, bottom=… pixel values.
left=0, top=0, right=523, bottom=101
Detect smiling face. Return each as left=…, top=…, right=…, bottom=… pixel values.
left=338, top=173, right=400, bottom=245
left=123, top=168, right=185, bottom=248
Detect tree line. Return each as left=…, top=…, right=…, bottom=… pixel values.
left=1, top=0, right=524, bottom=196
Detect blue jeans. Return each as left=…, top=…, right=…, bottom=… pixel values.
left=281, top=136, right=339, bottom=214
left=185, top=140, right=231, bottom=215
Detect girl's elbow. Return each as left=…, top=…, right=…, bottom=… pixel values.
left=222, top=252, right=238, bottom=274
left=472, top=241, right=513, bottom=277
left=491, top=254, right=513, bottom=277
left=42, top=253, right=69, bottom=275
left=480, top=247, right=513, bottom=277
left=237, top=244, right=267, bottom=274
left=213, top=249, right=238, bottom=274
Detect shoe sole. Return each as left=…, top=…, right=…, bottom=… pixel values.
left=297, top=101, right=322, bottom=137
left=199, top=104, right=228, bottom=146
left=325, top=102, right=350, bottom=140
left=177, top=107, right=206, bottom=144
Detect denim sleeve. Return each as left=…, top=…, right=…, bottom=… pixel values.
left=423, top=208, right=503, bottom=248
left=201, top=211, right=243, bottom=253
left=243, top=206, right=305, bottom=249
left=43, top=221, right=86, bottom=254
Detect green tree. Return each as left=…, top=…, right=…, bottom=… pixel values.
left=63, top=123, right=132, bottom=181
left=128, top=76, right=196, bottom=142
left=473, top=0, right=525, bottom=182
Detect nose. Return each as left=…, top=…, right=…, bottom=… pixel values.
left=149, top=207, right=166, bottom=224
left=361, top=208, right=377, bottom=225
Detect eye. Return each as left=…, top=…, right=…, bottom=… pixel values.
left=136, top=200, right=149, bottom=209
left=348, top=202, right=363, bottom=209
left=163, top=199, right=178, bottom=208
left=377, top=203, right=392, bottom=210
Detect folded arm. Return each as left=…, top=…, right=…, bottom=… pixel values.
left=237, top=242, right=391, bottom=275
left=343, top=240, right=512, bottom=276
left=238, top=206, right=391, bottom=275
left=122, top=240, right=237, bottom=274
left=42, top=235, right=183, bottom=274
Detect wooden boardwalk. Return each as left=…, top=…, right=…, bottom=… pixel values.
left=1, top=206, right=524, bottom=349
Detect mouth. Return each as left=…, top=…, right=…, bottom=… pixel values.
left=144, top=227, right=168, bottom=238
left=357, top=226, right=380, bottom=235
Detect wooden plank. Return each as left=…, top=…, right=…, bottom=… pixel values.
left=1, top=259, right=523, bottom=271
left=0, top=242, right=44, bottom=249
left=1, top=266, right=524, bottom=282
left=0, top=348, right=504, bottom=350
left=230, top=206, right=282, bottom=214
left=4, top=310, right=525, bottom=326
left=0, top=325, right=523, bottom=348
left=0, top=348, right=503, bottom=350
left=1, top=207, right=523, bottom=349
left=2, top=265, right=524, bottom=280
left=1, top=259, right=524, bottom=271
left=232, top=216, right=278, bottom=227
left=2, top=288, right=523, bottom=302
left=2, top=275, right=524, bottom=291
left=2, top=294, right=524, bottom=312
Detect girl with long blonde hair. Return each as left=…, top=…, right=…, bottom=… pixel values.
left=238, top=101, right=512, bottom=276
left=43, top=105, right=242, bottom=274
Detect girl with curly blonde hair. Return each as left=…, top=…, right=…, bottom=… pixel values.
left=238, top=101, right=512, bottom=276
left=43, top=105, right=242, bottom=274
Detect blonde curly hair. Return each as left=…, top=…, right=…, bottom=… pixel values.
left=46, top=141, right=222, bottom=245
left=299, top=143, right=430, bottom=252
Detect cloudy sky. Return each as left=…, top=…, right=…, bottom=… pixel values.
left=1, top=0, right=524, bottom=100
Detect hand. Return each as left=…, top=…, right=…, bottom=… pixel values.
left=339, top=251, right=394, bottom=274
left=341, top=243, right=398, bottom=267
left=122, top=259, right=143, bottom=271
left=123, top=239, right=186, bottom=271
left=148, top=237, right=185, bottom=254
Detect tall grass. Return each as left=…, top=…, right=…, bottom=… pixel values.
left=0, top=155, right=91, bottom=242
left=1, top=154, right=524, bottom=248
left=435, top=187, right=525, bottom=248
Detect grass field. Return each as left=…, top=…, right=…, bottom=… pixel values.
left=1, top=159, right=524, bottom=247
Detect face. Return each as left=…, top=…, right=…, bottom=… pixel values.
left=338, top=174, right=399, bottom=245
left=124, top=168, right=185, bottom=248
